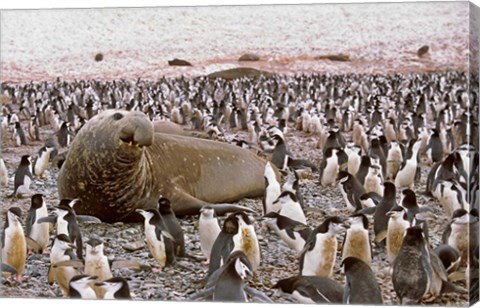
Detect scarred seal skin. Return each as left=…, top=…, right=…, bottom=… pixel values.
left=58, top=110, right=271, bottom=222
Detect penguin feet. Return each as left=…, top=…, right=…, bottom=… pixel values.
left=202, top=258, right=210, bottom=265
left=15, top=274, right=28, bottom=283
left=151, top=267, right=164, bottom=273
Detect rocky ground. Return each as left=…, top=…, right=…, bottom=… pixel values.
left=0, top=120, right=471, bottom=306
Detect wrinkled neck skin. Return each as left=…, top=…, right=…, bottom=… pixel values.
left=59, top=131, right=155, bottom=223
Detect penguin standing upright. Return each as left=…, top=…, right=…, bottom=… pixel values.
left=158, top=197, right=186, bottom=258
left=68, top=275, right=98, bottom=299
left=263, top=162, right=282, bottom=215
left=425, top=128, right=444, bottom=164
left=13, top=121, right=27, bottom=146
left=136, top=208, right=175, bottom=272
left=299, top=216, right=345, bottom=278
left=208, top=213, right=241, bottom=277
left=341, top=213, right=372, bottom=266
left=363, top=165, right=384, bottom=197
left=233, top=211, right=261, bottom=273
left=34, top=144, right=56, bottom=179
left=26, top=193, right=50, bottom=254
left=395, top=138, right=422, bottom=189
left=53, top=201, right=84, bottom=259
left=48, top=234, right=81, bottom=297
left=386, top=141, right=404, bottom=180
left=84, top=238, right=112, bottom=298
left=373, top=182, right=397, bottom=246
left=1, top=207, right=27, bottom=283
left=337, top=171, right=365, bottom=212
left=9, top=155, right=33, bottom=198
left=95, top=277, right=132, bottom=299
left=386, top=205, right=410, bottom=263
left=342, top=257, right=383, bottom=304
left=0, top=157, right=8, bottom=187
left=199, top=206, right=221, bottom=263
left=57, top=121, right=74, bottom=148
left=355, top=156, right=372, bottom=186
left=392, top=226, right=466, bottom=304
left=319, top=148, right=341, bottom=187
left=344, top=143, right=362, bottom=176
left=28, top=115, right=41, bottom=141
left=442, top=208, right=479, bottom=266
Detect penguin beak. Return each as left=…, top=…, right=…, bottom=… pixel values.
left=94, top=282, right=105, bottom=287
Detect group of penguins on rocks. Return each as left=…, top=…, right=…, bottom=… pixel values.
left=0, top=70, right=479, bottom=304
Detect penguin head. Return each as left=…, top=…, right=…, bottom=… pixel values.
left=69, top=274, right=98, bottom=290
left=337, top=171, right=351, bottom=184
left=347, top=213, right=368, bottom=230
left=272, top=191, right=298, bottom=208
left=400, top=189, right=417, bottom=208
left=402, top=225, right=425, bottom=246
left=157, top=197, right=173, bottom=214
left=450, top=209, right=470, bottom=225
left=228, top=251, right=252, bottom=280
left=59, top=198, right=82, bottom=209
left=272, top=276, right=296, bottom=294
left=20, top=155, right=31, bottom=166
left=387, top=205, right=407, bottom=220
left=383, top=182, right=396, bottom=197
left=222, top=214, right=241, bottom=235
left=95, top=277, right=131, bottom=299
left=31, top=194, right=45, bottom=210
left=135, top=208, right=158, bottom=222
left=6, top=207, right=22, bottom=225
left=200, top=206, right=216, bottom=219
left=54, top=234, right=76, bottom=250
left=317, top=216, right=346, bottom=235
left=86, top=238, right=104, bottom=256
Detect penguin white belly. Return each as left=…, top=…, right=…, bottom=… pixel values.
left=386, top=222, right=408, bottom=263
left=302, top=234, right=337, bottom=278
left=265, top=184, right=281, bottom=214
left=437, top=188, right=462, bottom=217
left=199, top=219, right=221, bottom=259
left=348, top=155, right=361, bottom=176
left=278, top=229, right=305, bottom=253
left=34, top=153, right=50, bottom=178
left=57, top=219, right=69, bottom=236
left=342, top=228, right=371, bottom=266
left=395, top=159, right=416, bottom=189
left=0, top=159, right=8, bottom=187
left=321, top=157, right=339, bottom=187
left=279, top=203, right=306, bottom=224
left=240, top=225, right=261, bottom=272
left=16, top=175, right=32, bottom=197
left=145, top=225, right=167, bottom=268
left=448, top=224, right=469, bottom=263
left=30, top=221, right=50, bottom=251
left=85, top=256, right=112, bottom=280
left=2, top=225, right=27, bottom=274
left=364, top=174, right=383, bottom=196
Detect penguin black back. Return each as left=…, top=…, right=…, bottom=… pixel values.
left=158, top=197, right=185, bottom=257
left=342, top=256, right=383, bottom=304
left=208, top=213, right=240, bottom=277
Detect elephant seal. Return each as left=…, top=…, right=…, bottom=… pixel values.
left=58, top=109, right=273, bottom=223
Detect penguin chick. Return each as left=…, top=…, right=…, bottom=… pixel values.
left=262, top=212, right=311, bottom=253
left=386, top=205, right=410, bottom=263
left=341, top=213, right=372, bottom=266
left=1, top=207, right=27, bottom=283
left=392, top=226, right=467, bottom=304
left=273, top=275, right=343, bottom=304
left=49, top=234, right=81, bottom=297
left=342, top=256, right=384, bottom=304
left=10, top=155, right=33, bottom=198
left=263, top=161, right=282, bottom=215
left=199, top=206, right=221, bottom=263
left=136, top=209, right=175, bottom=272
left=299, top=216, right=346, bottom=278
left=26, top=193, right=50, bottom=254
left=274, top=191, right=307, bottom=224
left=69, top=274, right=98, bottom=299
left=95, top=277, right=132, bottom=299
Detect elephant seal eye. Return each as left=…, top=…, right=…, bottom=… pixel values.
left=113, top=113, right=123, bottom=120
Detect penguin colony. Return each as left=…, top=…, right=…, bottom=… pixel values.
left=0, top=71, right=478, bottom=304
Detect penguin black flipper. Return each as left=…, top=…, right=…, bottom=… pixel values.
left=76, top=215, right=102, bottom=223
left=244, top=286, right=273, bottom=303
left=26, top=209, right=36, bottom=237
left=276, top=214, right=310, bottom=240
left=288, top=158, right=319, bottom=173
left=37, top=215, right=57, bottom=224
left=1, top=263, right=17, bottom=275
